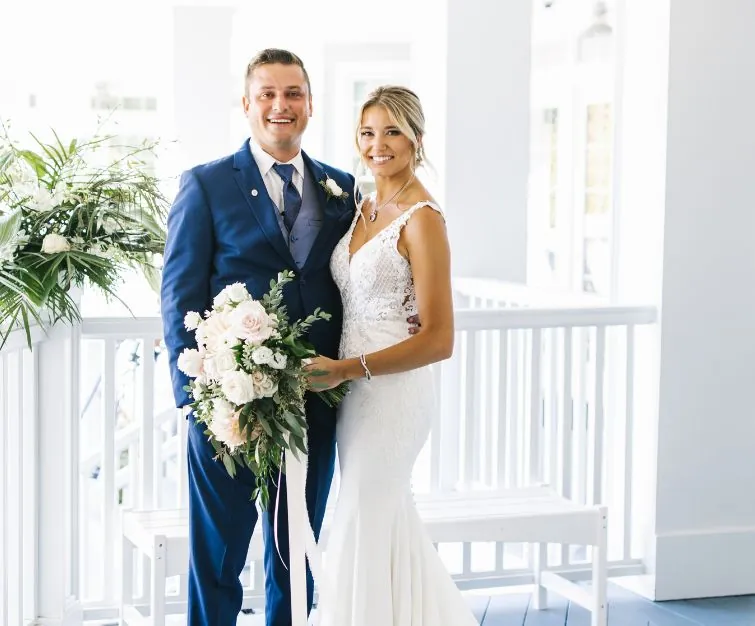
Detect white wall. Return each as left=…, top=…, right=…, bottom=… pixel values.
left=654, top=0, right=755, bottom=600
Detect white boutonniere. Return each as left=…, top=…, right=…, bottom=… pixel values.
left=319, top=176, right=349, bottom=201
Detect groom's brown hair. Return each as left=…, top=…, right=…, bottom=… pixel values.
left=245, top=48, right=312, bottom=95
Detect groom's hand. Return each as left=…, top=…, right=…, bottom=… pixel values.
left=407, top=314, right=422, bottom=335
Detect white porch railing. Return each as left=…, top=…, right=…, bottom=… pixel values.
left=0, top=294, right=658, bottom=623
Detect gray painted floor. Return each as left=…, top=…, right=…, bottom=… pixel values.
left=216, top=583, right=755, bottom=625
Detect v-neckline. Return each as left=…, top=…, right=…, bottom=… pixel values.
left=347, top=196, right=430, bottom=266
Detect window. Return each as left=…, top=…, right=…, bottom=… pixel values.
left=527, top=0, right=618, bottom=299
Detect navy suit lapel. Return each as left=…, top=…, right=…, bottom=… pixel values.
left=301, top=151, right=349, bottom=272
left=232, top=142, right=295, bottom=267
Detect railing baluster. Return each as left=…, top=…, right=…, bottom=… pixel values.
left=141, top=337, right=156, bottom=509
left=102, top=339, right=116, bottom=602
left=440, top=333, right=463, bottom=491
left=574, top=328, right=588, bottom=506
left=561, top=328, right=574, bottom=567
left=528, top=329, right=543, bottom=484
left=464, top=331, right=480, bottom=486
left=497, top=330, right=509, bottom=488
left=624, top=325, right=636, bottom=560
left=593, top=326, right=607, bottom=506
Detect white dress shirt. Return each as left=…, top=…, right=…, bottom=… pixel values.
left=248, top=139, right=305, bottom=215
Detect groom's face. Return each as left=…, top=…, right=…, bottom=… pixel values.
left=243, top=63, right=313, bottom=161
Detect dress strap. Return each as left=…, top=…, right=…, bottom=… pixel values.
left=384, top=201, right=445, bottom=242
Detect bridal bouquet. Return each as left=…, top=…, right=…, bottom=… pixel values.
left=178, top=271, right=347, bottom=508
left=0, top=122, right=167, bottom=348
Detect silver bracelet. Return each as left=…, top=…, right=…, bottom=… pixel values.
left=359, top=353, right=372, bottom=381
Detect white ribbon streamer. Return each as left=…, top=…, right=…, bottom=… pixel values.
left=285, top=443, right=326, bottom=626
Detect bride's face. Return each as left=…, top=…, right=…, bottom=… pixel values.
left=358, top=105, right=415, bottom=179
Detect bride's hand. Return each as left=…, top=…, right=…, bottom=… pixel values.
left=303, top=355, right=345, bottom=391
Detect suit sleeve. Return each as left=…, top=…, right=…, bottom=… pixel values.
left=160, top=169, right=214, bottom=408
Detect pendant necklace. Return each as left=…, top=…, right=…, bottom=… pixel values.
left=369, top=173, right=415, bottom=222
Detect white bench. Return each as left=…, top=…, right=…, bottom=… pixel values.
left=121, top=486, right=607, bottom=626
left=120, top=508, right=263, bottom=625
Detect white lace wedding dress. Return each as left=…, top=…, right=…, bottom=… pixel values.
left=312, top=198, right=478, bottom=626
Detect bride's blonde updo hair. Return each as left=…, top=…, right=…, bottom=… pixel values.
left=355, top=86, right=426, bottom=169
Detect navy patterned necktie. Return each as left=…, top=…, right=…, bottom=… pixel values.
left=272, top=163, right=302, bottom=232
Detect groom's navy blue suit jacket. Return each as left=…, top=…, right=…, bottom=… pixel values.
left=161, top=141, right=355, bottom=409
left=160, top=140, right=354, bottom=626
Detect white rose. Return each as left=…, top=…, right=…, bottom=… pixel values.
left=220, top=370, right=257, bottom=405
left=270, top=352, right=288, bottom=370
left=214, top=282, right=249, bottom=309
left=252, top=370, right=278, bottom=398
left=251, top=346, right=274, bottom=366
left=211, top=347, right=238, bottom=376
left=228, top=300, right=274, bottom=345
left=41, top=233, right=71, bottom=253
left=184, top=311, right=202, bottom=331
left=196, top=312, right=231, bottom=351
left=177, top=348, right=204, bottom=378
left=216, top=330, right=242, bottom=349
left=325, top=178, right=343, bottom=196
left=208, top=399, right=246, bottom=450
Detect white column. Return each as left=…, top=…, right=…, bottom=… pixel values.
left=444, top=0, right=531, bottom=282
left=172, top=5, right=237, bottom=170
left=653, top=0, right=755, bottom=600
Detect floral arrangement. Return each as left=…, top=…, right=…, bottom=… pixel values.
left=178, top=271, right=348, bottom=508
left=0, top=122, right=167, bottom=348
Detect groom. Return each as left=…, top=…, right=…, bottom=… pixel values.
left=161, top=49, right=355, bottom=626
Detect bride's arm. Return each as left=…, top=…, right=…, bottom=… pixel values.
left=306, top=205, right=454, bottom=388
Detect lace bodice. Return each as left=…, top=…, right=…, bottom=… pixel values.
left=329, top=197, right=443, bottom=359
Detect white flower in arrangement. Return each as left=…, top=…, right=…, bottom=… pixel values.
left=251, top=346, right=274, bottom=366
left=251, top=370, right=278, bottom=398
left=184, top=311, right=203, bottom=331
left=177, top=348, right=204, bottom=378
left=228, top=299, right=274, bottom=345
left=214, top=282, right=249, bottom=309
left=217, top=331, right=242, bottom=349
left=220, top=370, right=257, bottom=405
left=270, top=352, right=288, bottom=370
left=209, top=347, right=238, bottom=377
left=40, top=233, right=71, bottom=254
left=27, top=184, right=66, bottom=213
left=208, top=399, right=246, bottom=450
left=196, top=312, right=231, bottom=351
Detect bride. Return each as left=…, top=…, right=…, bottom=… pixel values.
left=305, top=86, right=478, bottom=626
